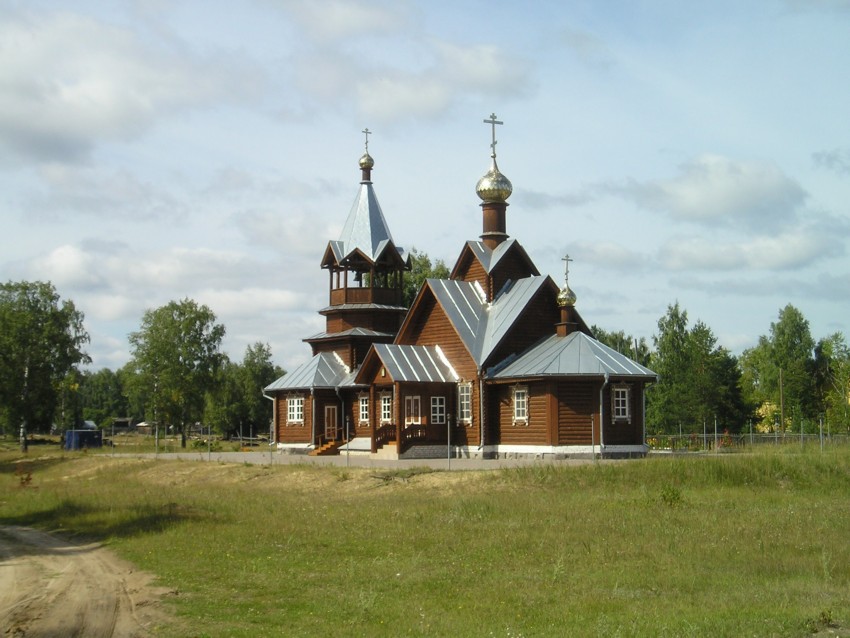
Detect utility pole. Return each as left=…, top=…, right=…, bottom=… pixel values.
left=779, top=367, right=785, bottom=437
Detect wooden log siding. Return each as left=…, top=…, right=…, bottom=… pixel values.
left=602, top=381, right=645, bottom=446
left=324, top=310, right=402, bottom=335
left=555, top=380, right=596, bottom=445
left=491, top=382, right=550, bottom=445
left=454, top=253, right=490, bottom=299
left=488, top=250, right=540, bottom=304
left=276, top=394, right=312, bottom=444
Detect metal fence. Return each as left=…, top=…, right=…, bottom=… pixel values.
left=647, top=431, right=850, bottom=452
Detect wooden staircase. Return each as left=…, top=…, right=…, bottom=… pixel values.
left=309, top=441, right=341, bottom=456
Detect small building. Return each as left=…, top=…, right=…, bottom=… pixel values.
left=265, top=118, right=655, bottom=459
left=65, top=429, right=103, bottom=450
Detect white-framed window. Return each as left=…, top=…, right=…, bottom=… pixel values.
left=287, top=395, right=304, bottom=426
left=359, top=395, right=369, bottom=426
left=613, top=386, right=631, bottom=422
left=380, top=392, right=393, bottom=424
left=513, top=386, right=528, bottom=425
left=405, top=395, right=421, bottom=426
left=431, top=396, right=446, bottom=425
left=457, top=383, right=472, bottom=425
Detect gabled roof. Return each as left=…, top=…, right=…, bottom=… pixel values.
left=489, top=331, right=656, bottom=380
left=324, top=182, right=405, bottom=266
left=264, top=352, right=359, bottom=391
left=426, top=275, right=549, bottom=366
left=450, top=239, right=539, bottom=279
left=419, top=275, right=551, bottom=367
left=359, top=344, right=459, bottom=383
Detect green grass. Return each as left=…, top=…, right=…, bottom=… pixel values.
left=1, top=444, right=849, bottom=636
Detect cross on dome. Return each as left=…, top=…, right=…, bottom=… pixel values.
left=558, top=254, right=577, bottom=307
left=562, top=254, right=573, bottom=285
left=483, top=113, right=503, bottom=158
left=362, top=127, right=372, bottom=152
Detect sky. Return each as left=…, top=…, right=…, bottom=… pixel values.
left=2, top=0, right=849, bottom=372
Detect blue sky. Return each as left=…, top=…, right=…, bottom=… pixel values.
left=2, top=0, right=849, bottom=371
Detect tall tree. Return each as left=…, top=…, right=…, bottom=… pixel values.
left=79, top=368, right=128, bottom=428
left=813, top=332, right=850, bottom=432
left=740, top=304, right=816, bottom=429
left=0, top=281, right=90, bottom=437
left=590, top=325, right=651, bottom=367
left=128, top=298, right=225, bottom=447
left=239, top=342, right=284, bottom=437
left=403, top=248, right=450, bottom=306
left=205, top=343, right=284, bottom=439
left=647, top=303, right=749, bottom=434
left=647, top=302, right=693, bottom=432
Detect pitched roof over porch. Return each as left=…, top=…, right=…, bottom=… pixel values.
left=488, top=331, right=656, bottom=380
left=355, top=344, right=459, bottom=384
left=264, top=352, right=359, bottom=392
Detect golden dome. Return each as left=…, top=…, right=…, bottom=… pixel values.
left=476, top=156, right=512, bottom=203
left=359, top=152, right=374, bottom=169
left=557, top=284, right=577, bottom=307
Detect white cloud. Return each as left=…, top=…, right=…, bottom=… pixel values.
left=614, top=155, right=807, bottom=227
left=279, top=0, right=410, bottom=43
left=659, top=222, right=845, bottom=271
left=26, top=164, right=186, bottom=221
left=0, top=8, right=261, bottom=163
left=571, top=241, right=649, bottom=271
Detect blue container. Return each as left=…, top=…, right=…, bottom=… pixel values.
left=65, top=429, right=103, bottom=450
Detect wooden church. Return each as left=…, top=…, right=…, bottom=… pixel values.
left=265, top=117, right=655, bottom=459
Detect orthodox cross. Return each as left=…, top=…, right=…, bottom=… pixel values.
left=362, top=127, right=371, bottom=152
left=483, top=113, right=503, bottom=156
left=562, top=254, right=573, bottom=286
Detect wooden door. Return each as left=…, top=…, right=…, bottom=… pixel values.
left=324, top=405, right=338, bottom=440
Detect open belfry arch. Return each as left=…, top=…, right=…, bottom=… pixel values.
left=265, top=117, right=656, bottom=459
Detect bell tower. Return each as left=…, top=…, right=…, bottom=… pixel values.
left=309, top=131, right=410, bottom=368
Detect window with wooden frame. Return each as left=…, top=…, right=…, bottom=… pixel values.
left=612, top=385, right=631, bottom=422
left=287, top=395, right=304, bottom=426
left=380, top=392, right=393, bottom=424
left=513, top=386, right=528, bottom=426
left=404, top=395, right=421, bottom=426
left=431, top=396, right=446, bottom=425
left=457, top=382, right=472, bottom=425
left=358, top=395, right=369, bottom=426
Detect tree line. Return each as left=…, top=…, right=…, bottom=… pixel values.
left=1, top=281, right=283, bottom=446
left=594, top=302, right=850, bottom=435
left=2, top=278, right=848, bottom=442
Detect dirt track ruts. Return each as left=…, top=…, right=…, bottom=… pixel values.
left=0, top=526, right=170, bottom=638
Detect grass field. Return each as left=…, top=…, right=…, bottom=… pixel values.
left=2, top=441, right=849, bottom=637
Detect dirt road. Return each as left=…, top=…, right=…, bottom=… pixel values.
left=0, top=526, right=170, bottom=637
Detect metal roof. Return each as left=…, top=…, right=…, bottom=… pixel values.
left=371, top=344, right=459, bottom=383
left=426, top=278, right=487, bottom=356
left=304, top=327, right=394, bottom=341
left=335, top=182, right=399, bottom=263
left=489, top=331, right=657, bottom=379
left=481, top=276, right=548, bottom=363
left=264, top=352, right=360, bottom=391
left=318, top=302, right=407, bottom=313
left=424, top=275, right=549, bottom=367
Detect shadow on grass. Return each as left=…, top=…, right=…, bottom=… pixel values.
left=0, top=455, right=70, bottom=478
left=0, top=499, right=203, bottom=552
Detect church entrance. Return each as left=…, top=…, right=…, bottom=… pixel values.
left=324, top=405, right=338, bottom=441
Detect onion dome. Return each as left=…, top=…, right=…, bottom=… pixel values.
left=476, top=156, right=513, bottom=203
left=557, top=283, right=577, bottom=307
left=359, top=152, right=374, bottom=170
